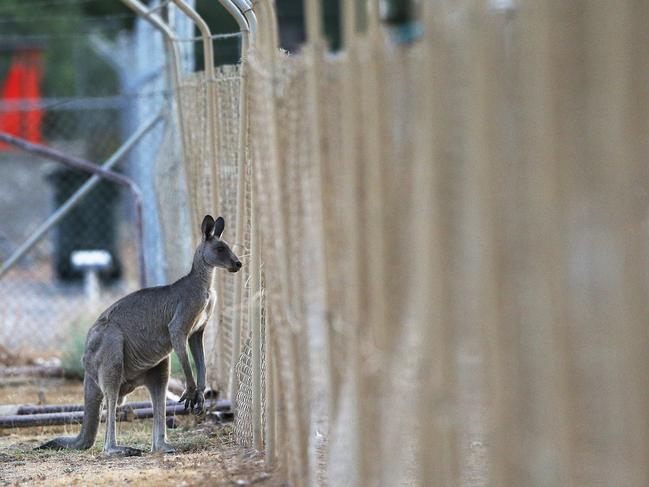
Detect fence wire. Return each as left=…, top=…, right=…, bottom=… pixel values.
left=3, top=1, right=642, bottom=486
left=0, top=97, right=145, bottom=354
left=159, top=1, right=649, bottom=485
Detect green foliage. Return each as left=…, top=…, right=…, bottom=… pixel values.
left=170, top=352, right=184, bottom=377
left=0, top=0, right=80, bottom=96
left=59, top=317, right=93, bottom=380
left=0, top=0, right=131, bottom=97
left=170, top=349, right=197, bottom=380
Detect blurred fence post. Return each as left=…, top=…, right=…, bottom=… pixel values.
left=119, top=1, right=649, bottom=485
left=219, top=0, right=252, bottom=407
left=129, top=7, right=169, bottom=286
left=89, top=20, right=166, bottom=286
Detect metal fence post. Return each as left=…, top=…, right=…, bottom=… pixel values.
left=249, top=163, right=262, bottom=449
left=219, top=0, right=252, bottom=407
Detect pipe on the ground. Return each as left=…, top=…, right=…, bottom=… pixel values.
left=13, top=399, right=231, bottom=416
left=0, top=399, right=231, bottom=428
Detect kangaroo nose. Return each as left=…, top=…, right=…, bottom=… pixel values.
left=235, top=261, right=242, bottom=269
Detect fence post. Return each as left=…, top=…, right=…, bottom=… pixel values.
left=301, top=1, right=328, bottom=485
left=250, top=161, right=263, bottom=450
left=220, top=0, right=252, bottom=407
left=264, top=304, right=276, bottom=465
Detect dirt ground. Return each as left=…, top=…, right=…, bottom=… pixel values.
left=0, top=377, right=282, bottom=487
left=0, top=338, right=489, bottom=487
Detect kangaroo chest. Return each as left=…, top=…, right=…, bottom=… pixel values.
left=183, top=290, right=213, bottom=335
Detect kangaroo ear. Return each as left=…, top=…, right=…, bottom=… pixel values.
left=214, top=216, right=225, bottom=239
left=201, top=215, right=215, bottom=239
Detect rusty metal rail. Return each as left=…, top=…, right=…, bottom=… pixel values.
left=0, top=111, right=163, bottom=287
left=0, top=399, right=231, bottom=428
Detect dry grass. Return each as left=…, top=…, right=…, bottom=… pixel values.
left=0, top=379, right=281, bottom=487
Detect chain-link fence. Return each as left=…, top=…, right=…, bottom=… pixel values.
left=4, top=1, right=649, bottom=486
left=0, top=95, right=142, bottom=354
left=153, top=1, right=649, bottom=486
left=0, top=4, right=176, bottom=358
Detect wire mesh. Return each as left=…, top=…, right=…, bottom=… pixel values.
left=0, top=99, right=142, bottom=354
left=0, top=7, right=169, bottom=358
left=146, top=1, right=649, bottom=486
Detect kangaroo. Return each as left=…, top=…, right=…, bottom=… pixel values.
left=38, top=215, right=241, bottom=456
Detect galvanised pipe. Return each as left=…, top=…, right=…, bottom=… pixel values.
left=15, top=399, right=231, bottom=415
left=170, top=0, right=216, bottom=82
left=218, top=0, right=252, bottom=407
left=228, top=0, right=261, bottom=449
left=218, top=0, right=251, bottom=44
left=170, top=0, right=220, bottom=225
left=1, top=399, right=230, bottom=429
left=232, top=0, right=258, bottom=42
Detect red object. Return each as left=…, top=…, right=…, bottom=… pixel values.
left=0, top=49, right=43, bottom=150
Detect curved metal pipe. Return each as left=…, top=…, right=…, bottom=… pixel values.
left=256, top=0, right=279, bottom=53
left=232, top=0, right=257, bottom=42
left=121, top=0, right=182, bottom=90
left=227, top=0, right=260, bottom=442
left=170, top=1, right=224, bottom=358
left=170, top=0, right=221, bottom=228
left=170, top=0, right=216, bottom=80
left=0, top=113, right=163, bottom=288
left=231, top=0, right=260, bottom=448
left=218, top=0, right=251, bottom=51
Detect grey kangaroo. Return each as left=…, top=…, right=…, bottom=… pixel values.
left=39, top=215, right=241, bottom=456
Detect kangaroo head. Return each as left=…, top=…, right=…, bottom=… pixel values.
left=199, top=215, right=242, bottom=272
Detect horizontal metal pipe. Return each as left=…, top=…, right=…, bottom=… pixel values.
left=0, top=366, right=69, bottom=378
left=0, top=400, right=231, bottom=429
left=15, top=399, right=231, bottom=416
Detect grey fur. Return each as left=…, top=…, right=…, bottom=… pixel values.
left=38, top=215, right=241, bottom=456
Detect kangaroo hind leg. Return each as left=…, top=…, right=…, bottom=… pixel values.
left=145, top=358, right=175, bottom=453
left=98, top=339, right=142, bottom=457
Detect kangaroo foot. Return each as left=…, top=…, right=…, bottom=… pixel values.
left=37, top=437, right=89, bottom=451
left=37, top=438, right=70, bottom=450
left=151, top=442, right=176, bottom=454
left=102, top=445, right=143, bottom=457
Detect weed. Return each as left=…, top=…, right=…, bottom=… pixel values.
left=59, top=317, right=94, bottom=380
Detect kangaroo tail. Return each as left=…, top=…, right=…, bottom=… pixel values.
left=37, top=374, right=103, bottom=451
